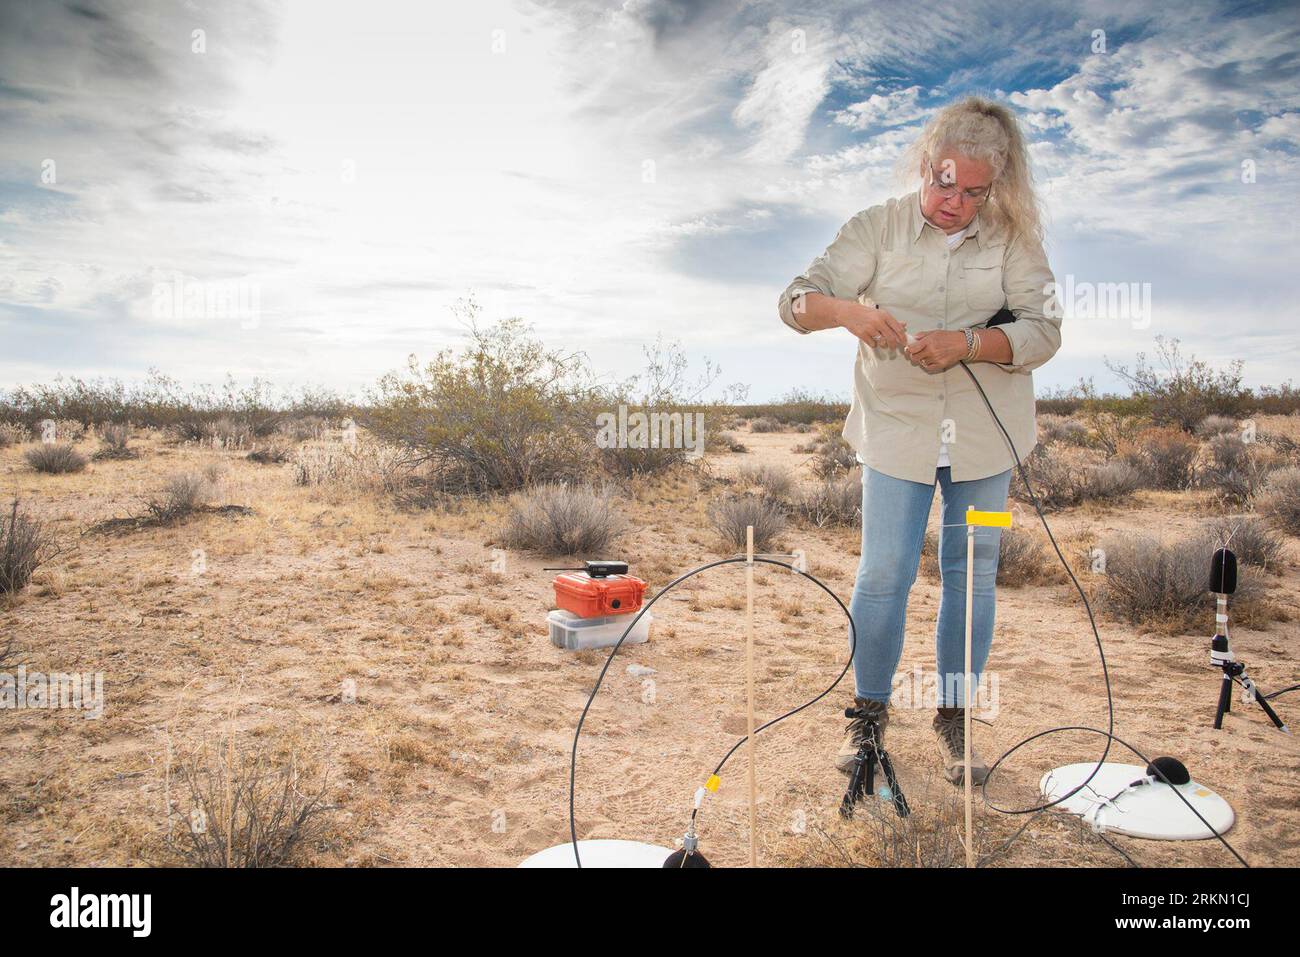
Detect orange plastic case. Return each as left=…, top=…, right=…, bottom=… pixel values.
left=553, top=572, right=647, bottom=618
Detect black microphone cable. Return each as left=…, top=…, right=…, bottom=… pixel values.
left=568, top=555, right=860, bottom=867
left=956, top=359, right=1248, bottom=867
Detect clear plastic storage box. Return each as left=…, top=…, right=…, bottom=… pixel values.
left=547, top=608, right=652, bottom=651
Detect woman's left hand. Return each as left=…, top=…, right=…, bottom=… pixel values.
left=904, top=330, right=968, bottom=373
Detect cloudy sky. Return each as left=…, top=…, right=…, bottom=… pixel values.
left=1, top=0, right=1297, bottom=402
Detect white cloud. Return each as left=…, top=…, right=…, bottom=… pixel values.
left=733, top=20, right=836, bottom=162
left=832, top=85, right=927, bottom=131
left=1, top=0, right=1297, bottom=400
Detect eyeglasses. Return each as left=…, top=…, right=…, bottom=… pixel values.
left=926, top=161, right=992, bottom=206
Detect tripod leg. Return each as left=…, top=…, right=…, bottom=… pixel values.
left=876, top=748, right=910, bottom=817
left=840, top=748, right=868, bottom=819
left=1214, top=673, right=1232, bottom=729
left=1254, top=689, right=1289, bottom=732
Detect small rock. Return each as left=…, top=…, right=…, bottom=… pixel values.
left=626, top=664, right=657, bottom=677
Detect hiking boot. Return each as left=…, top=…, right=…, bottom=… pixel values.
left=933, top=709, right=990, bottom=786
left=836, top=697, right=889, bottom=775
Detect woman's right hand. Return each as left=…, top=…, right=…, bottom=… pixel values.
left=839, top=301, right=908, bottom=349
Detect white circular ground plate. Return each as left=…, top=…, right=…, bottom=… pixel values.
left=1040, top=762, right=1235, bottom=840
left=519, top=839, right=675, bottom=868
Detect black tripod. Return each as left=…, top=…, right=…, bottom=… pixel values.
left=1209, top=546, right=1289, bottom=733
left=1212, top=635, right=1288, bottom=732
left=839, top=706, right=910, bottom=819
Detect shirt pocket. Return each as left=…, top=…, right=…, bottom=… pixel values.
left=962, top=257, right=1006, bottom=312
left=868, top=250, right=926, bottom=311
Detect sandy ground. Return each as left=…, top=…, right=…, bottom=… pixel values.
left=1, top=420, right=1297, bottom=868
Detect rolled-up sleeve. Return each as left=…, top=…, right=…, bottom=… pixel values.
left=777, top=211, right=877, bottom=334
left=992, top=232, right=1061, bottom=373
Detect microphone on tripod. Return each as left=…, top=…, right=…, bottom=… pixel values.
left=1208, top=546, right=1288, bottom=733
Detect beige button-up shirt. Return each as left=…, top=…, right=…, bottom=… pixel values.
left=777, top=191, right=1061, bottom=484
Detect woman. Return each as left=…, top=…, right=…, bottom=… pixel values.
left=776, top=96, right=1061, bottom=786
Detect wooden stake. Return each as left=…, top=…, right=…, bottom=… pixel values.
left=745, top=524, right=757, bottom=868
left=964, top=506, right=975, bottom=868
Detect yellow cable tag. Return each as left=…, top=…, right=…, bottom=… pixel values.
left=704, top=774, right=720, bottom=792
left=965, top=509, right=1011, bottom=528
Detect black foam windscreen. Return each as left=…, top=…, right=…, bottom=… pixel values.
left=662, top=849, right=711, bottom=869
left=1209, top=547, right=1237, bottom=595
left=1145, top=756, right=1190, bottom=786
left=985, top=305, right=1017, bottom=327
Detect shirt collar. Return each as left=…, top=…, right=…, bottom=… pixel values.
left=911, top=189, right=984, bottom=247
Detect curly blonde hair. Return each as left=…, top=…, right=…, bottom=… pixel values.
left=898, top=96, right=1043, bottom=245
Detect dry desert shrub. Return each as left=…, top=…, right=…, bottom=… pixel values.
left=1118, top=426, right=1198, bottom=490
left=92, top=422, right=139, bottom=460
left=1106, top=336, right=1249, bottom=431
left=1199, top=433, right=1278, bottom=503
left=807, top=425, right=858, bottom=478
left=1097, top=529, right=1278, bottom=632
left=599, top=440, right=695, bottom=478
left=1260, top=430, right=1300, bottom=464
left=708, top=493, right=786, bottom=552
left=1079, top=409, right=1151, bottom=460
left=291, top=441, right=405, bottom=492
left=790, top=473, right=862, bottom=528
left=167, top=418, right=208, bottom=442
left=246, top=439, right=295, bottom=464
left=1197, top=414, right=1239, bottom=438
left=995, top=525, right=1060, bottom=586
left=24, top=443, right=87, bottom=474
left=0, top=422, right=26, bottom=448
left=749, top=415, right=782, bottom=433
left=145, top=472, right=213, bottom=523
left=498, top=482, right=627, bottom=555
left=1254, top=466, right=1300, bottom=536
left=1082, top=460, right=1144, bottom=501
left=1, top=500, right=62, bottom=595
left=736, top=462, right=795, bottom=500
left=1012, top=447, right=1140, bottom=510
left=1201, top=516, right=1284, bottom=572
left=1037, top=413, right=1089, bottom=446
left=164, top=735, right=335, bottom=868
left=369, top=316, right=595, bottom=493
left=202, top=417, right=253, bottom=449
left=275, top=415, right=329, bottom=442
left=773, top=775, right=969, bottom=868
left=708, top=430, right=747, bottom=453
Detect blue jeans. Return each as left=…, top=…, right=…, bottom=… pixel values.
left=848, top=466, right=1012, bottom=707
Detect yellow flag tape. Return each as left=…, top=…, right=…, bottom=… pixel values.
left=965, top=509, right=1012, bottom=527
